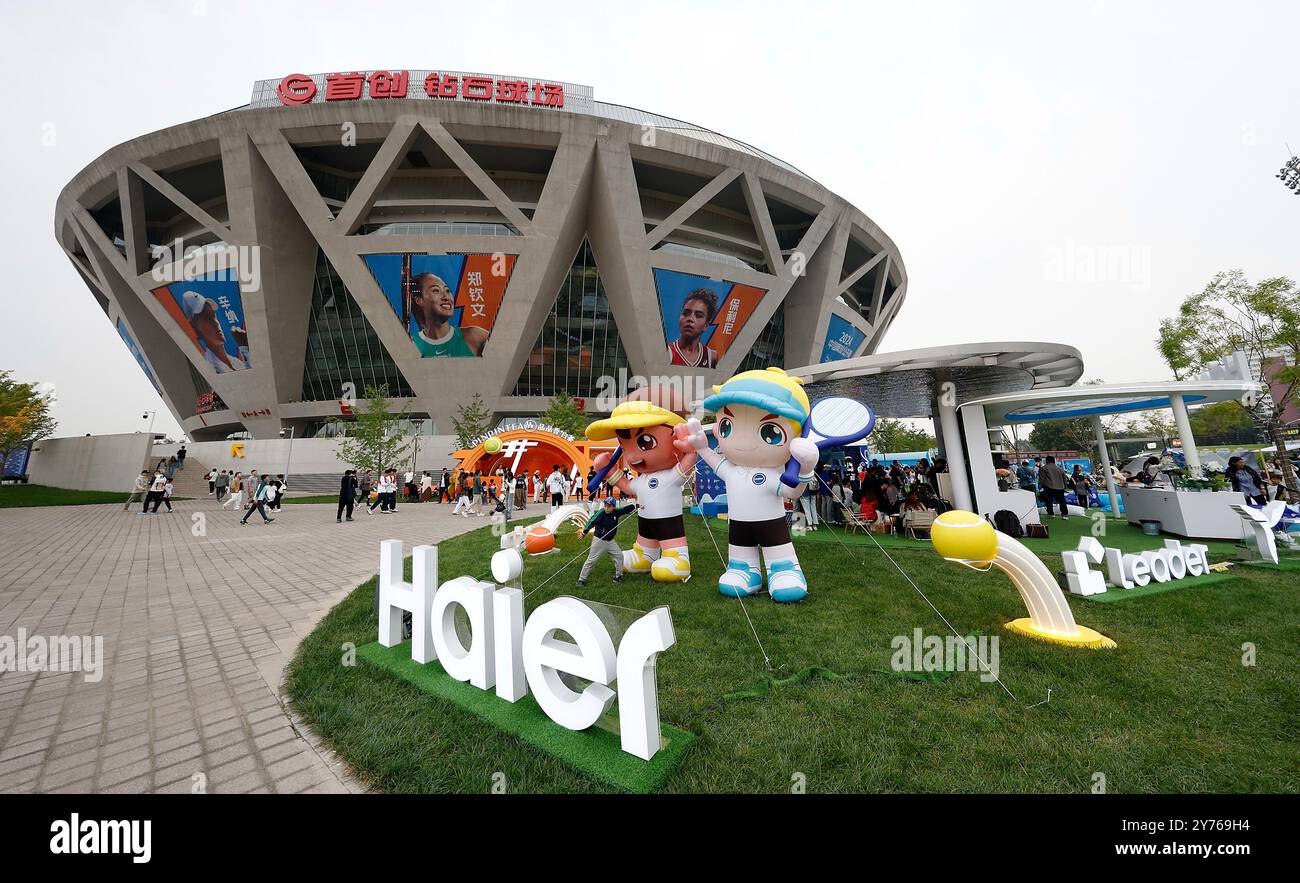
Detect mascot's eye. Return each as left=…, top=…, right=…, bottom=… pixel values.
left=760, top=423, right=785, bottom=445
left=636, top=433, right=657, bottom=451
left=718, top=418, right=733, bottom=438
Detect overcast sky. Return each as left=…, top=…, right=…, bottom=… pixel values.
left=1, top=0, right=1294, bottom=440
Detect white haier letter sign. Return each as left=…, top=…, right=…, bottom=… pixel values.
left=376, top=540, right=676, bottom=761
left=1062, top=536, right=1210, bottom=595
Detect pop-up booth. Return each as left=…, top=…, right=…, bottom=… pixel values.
left=956, top=380, right=1259, bottom=539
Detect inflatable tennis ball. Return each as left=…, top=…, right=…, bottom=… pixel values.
left=930, top=510, right=998, bottom=567
left=484, top=436, right=503, bottom=454
left=524, top=524, right=555, bottom=555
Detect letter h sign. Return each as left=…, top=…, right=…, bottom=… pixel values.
left=378, top=539, right=437, bottom=663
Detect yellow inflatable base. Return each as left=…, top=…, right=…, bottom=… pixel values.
left=1004, top=618, right=1117, bottom=650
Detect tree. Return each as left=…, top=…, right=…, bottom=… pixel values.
left=540, top=391, right=590, bottom=438
left=451, top=393, right=493, bottom=450
left=870, top=418, right=936, bottom=454
left=1189, top=400, right=1257, bottom=438
left=331, top=385, right=414, bottom=477
left=1027, top=417, right=1095, bottom=453
left=1158, top=270, right=1300, bottom=492
left=0, top=371, right=57, bottom=468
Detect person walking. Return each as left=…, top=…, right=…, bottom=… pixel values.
left=223, top=472, right=244, bottom=510
left=176, top=445, right=187, bottom=470
left=143, top=470, right=167, bottom=514
left=153, top=476, right=176, bottom=513
left=337, top=469, right=357, bottom=522
left=359, top=471, right=373, bottom=508
left=215, top=469, right=229, bottom=501
left=501, top=469, right=514, bottom=522
left=531, top=469, right=543, bottom=504
left=205, top=468, right=216, bottom=495
left=124, top=470, right=150, bottom=512
left=576, top=498, right=635, bottom=588
left=452, top=471, right=473, bottom=517
left=514, top=469, right=527, bottom=510
left=368, top=470, right=391, bottom=515
left=471, top=470, right=485, bottom=516
left=240, top=474, right=275, bottom=525
left=1070, top=464, right=1092, bottom=511
left=1038, top=456, right=1070, bottom=518
left=546, top=464, right=567, bottom=511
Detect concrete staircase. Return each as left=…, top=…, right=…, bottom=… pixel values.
left=141, top=452, right=214, bottom=500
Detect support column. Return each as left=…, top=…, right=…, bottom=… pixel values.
left=1092, top=415, right=1120, bottom=518
left=933, top=377, right=972, bottom=511
left=1169, top=394, right=1201, bottom=474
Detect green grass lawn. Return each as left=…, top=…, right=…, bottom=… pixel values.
left=0, top=484, right=134, bottom=507
left=286, top=514, right=1299, bottom=793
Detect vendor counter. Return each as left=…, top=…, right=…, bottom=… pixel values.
left=1118, top=486, right=1248, bottom=540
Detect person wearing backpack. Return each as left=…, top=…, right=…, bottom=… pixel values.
left=240, top=475, right=275, bottom=525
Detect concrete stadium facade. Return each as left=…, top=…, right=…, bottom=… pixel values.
left=55, top=71, right=908, bottom=441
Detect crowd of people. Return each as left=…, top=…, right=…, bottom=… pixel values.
left=993, top=451, right=1297, bottom=518
left=781, top=456, right=951, bottom=533
left=327, top=462, right=621, bottom=524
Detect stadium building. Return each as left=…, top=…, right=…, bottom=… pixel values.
left=55, top=70, right=908, bottom=441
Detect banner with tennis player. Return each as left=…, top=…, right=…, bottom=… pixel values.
left=364, top=252, right=517, bottom=358
left=150, top=274, right=251, bottom=375
left=653, top=268, right=766, bottom=369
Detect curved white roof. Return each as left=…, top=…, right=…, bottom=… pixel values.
left=963, top=380, right=1259, bottom=426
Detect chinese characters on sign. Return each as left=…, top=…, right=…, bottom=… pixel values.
left=274, top=71, right=566, bottom=108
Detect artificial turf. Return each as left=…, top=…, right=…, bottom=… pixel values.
left=357, top=640, right=695, bottom=793
left=285, top=512, right=1300, bottom=793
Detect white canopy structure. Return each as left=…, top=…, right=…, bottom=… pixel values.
left=957, top=379, right=1259, bottom=531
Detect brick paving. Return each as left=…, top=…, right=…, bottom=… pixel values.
left=0, top=495, right=491, bottom=793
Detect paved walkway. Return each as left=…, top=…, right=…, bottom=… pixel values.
left=0, top=496, right=496, bottom=793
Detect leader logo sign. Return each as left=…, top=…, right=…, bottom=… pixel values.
left=1061, top=537, right=1211, bottom=595
left=375, top=541, right=675, bottom=761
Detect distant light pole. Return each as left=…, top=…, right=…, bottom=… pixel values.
left=280, top=426, right=296, bottom=483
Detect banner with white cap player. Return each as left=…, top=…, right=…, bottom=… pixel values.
left=584, top=386, right=697, bottom=582
left=150, top=276, right=251, bottom=375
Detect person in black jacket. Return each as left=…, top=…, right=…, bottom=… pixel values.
left=577, top=498, right=637, bottom=587
left=337, top=470, right=358, bottom=522
left=1226, top=457, right=1267, bottom=504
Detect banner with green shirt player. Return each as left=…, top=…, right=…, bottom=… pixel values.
left=364, top=252, right=517, bottom=357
